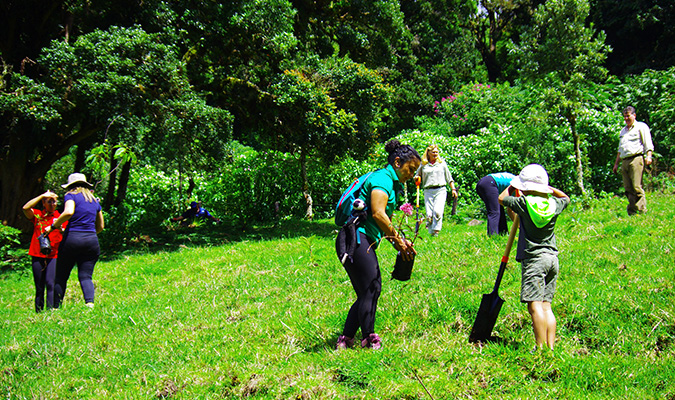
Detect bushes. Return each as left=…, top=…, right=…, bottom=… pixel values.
left=0, top=224, right=30, bottom=275
left=70, top=69, right=675, bottom=242
left=616, top=67, right=675, bottom=169
left=105, top=142, right=388, bottom=236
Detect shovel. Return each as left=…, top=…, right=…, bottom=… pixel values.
left=468, top=214, right=519, bottom=343
left=414, top=176, right=421, bottom=234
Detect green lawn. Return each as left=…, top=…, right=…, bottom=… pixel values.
left=2, top=193, right=674, bottom=399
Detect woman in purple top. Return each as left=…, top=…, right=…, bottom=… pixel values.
left=45, top=173, right=105, bottom=308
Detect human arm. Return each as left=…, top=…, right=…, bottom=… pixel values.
left=498, top=186, right=515, bottom=206
left=171, top=207, right=194, bottom=222
left=612, top=152, right=621, bottom=174
left=443, top=163, right=458, bottom=199
left=44, top=199, right=75, bottom=234
left=641, top=124, right=654, bottom=165
left=370, top=189, right=416, bottom=260
left=205, top=210, right=220, bottom=223
left=22, top=191, right=57, bottom=219
left=548, top=187, right=569, bottom=200
left=95, top=210, right=105, bottom=233
left=415, top=164, right=423, bottom=180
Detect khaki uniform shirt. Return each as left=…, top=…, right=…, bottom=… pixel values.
left=618, top=121, right=654, bottom=159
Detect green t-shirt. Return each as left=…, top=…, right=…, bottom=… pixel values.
left=502, top=195, right=570, bottom=261
left=358, top=164, right=403, bottom=244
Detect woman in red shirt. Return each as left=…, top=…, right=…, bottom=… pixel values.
left=22, top=191, right=66, bottom=312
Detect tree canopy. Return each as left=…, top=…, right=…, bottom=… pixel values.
left=1, top=0, right=674, bottom=231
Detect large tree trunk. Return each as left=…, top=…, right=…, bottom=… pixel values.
left=74, top=142, right=88, bottom=172
left=300, top=150, right=313, bottom=220
left=104, top=156, right=118, bottom=209
left=186, top=177, right=196, bottom=200
left=113, top=161, right=131, bottom=208
left=0, top=120, right=99, bottom=230
left=0, top=156, right=46, bottom=233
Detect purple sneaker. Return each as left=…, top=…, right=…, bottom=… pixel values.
left=336, top=335, right=354, bottom=350
left=361, top=333, right=382, bottom=350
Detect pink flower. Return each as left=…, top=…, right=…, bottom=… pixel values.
left=399, top=203, right=414, bottom=216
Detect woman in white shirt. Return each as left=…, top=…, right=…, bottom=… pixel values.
left=415, top=145, right=457, bottom=236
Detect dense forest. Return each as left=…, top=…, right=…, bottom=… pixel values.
left=1, top=0, right=674, bottom=238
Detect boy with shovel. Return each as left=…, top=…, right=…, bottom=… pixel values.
left=499, top=164, right=569, bottom=350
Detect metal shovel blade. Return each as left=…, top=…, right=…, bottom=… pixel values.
left=468, top=215, right=519, bottom=343
left=469, top=278, right=505, bottom=342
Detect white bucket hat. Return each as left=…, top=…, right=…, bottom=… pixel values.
left=510, top=164, right=552, bottom=194
left=61, top=173, right=94, bottom=189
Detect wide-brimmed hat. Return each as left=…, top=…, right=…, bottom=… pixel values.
left=510, top=164, right=553, bottom=194
left=61, top=173, right=94, bottom=190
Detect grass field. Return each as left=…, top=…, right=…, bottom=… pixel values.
left=1, top=193, right=674, bottom=399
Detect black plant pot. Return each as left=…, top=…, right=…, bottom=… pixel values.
left=391, top=252, right=415, bottom=281
left=38, top=233, right=52, bottom=255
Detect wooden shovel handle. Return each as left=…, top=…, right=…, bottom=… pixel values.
left=501, top=215, right=519, bottom=263
left=493, top=214, right=519, bottom=293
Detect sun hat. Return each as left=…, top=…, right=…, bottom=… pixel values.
left=61, top=173, right=94, bottom=189
left=510, top=164, right=553, bottom=194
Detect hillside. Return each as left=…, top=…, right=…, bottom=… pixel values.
left=1, top=193, right=674, bottom=399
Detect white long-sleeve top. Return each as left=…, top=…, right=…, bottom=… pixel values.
left=416, top=161, right=454, bottom=188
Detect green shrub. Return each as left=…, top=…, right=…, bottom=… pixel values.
left=618, top=67, right=675, bottom=168
left=0, top=224, right=30, bottom=276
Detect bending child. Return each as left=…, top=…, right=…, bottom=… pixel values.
left=498, top=164, right=569, bottom=350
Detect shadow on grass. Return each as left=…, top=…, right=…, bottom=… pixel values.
left=471, top=335, right=514, bottom=347
left=98, top=218, right=338, bottom=262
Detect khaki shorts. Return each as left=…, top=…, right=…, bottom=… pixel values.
left=521, top=253, right=559, bottom=303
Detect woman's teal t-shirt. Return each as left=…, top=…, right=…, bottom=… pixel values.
left=358, top=164, right=402, bottom=244
left=489, top=172, right=516, bottom=193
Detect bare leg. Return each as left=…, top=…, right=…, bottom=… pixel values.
left=528, top=301, right=556, bottom=350
left=542, top=301, right=556, bottom=349
left=528, top=301, right=548, bottom=349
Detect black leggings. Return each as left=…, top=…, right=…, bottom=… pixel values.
left=476, top=175, right=508, bottom=235
left=338, top=231, right=382, bottom=339
left=31, top=256, right=57, bottom=312
left=54, top=231, right=100, bottom=308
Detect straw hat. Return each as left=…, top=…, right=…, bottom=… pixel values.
left=510, top=164, right=553, bottom=194
left=61, top=173, right=94, bottom=190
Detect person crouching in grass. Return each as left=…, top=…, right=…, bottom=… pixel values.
left=498, top=164, right=569, bottom=350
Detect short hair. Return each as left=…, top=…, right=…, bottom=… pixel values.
left=623, top=106, right=636, bottom=115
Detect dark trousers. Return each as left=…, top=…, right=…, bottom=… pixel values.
left=54, top=231, right=100, bottom=308
left=31, top=256, right=57, bottom=312
left=338, top=231, right=382, bottom=339
left=476, top=175, right=508, bottom=235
